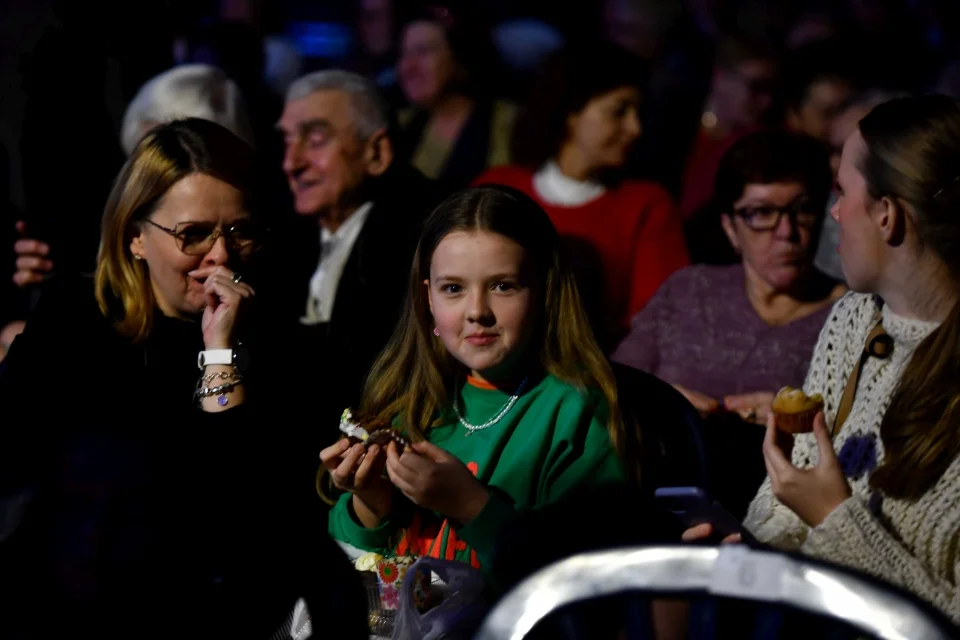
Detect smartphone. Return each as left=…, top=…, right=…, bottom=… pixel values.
left=655, top=486, right=758, bottom=545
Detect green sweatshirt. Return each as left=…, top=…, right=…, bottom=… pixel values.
left=328, top=374, right=625, bottom=571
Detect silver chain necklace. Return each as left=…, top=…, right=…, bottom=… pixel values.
left=454, top=377, right=529, bottom=436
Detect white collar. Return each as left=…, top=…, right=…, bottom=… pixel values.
left=532, top=161, right=606, bottom=207
left=320, top=201, right=374, bottom=245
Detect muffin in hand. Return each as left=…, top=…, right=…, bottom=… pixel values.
left=772, top=387, right=823, bottom=434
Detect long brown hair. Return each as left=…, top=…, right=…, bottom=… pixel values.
left=859, top=96, right=960, bottom=499
left=359, top=186, right=640, bottom=483
left=94, top=118, right=256, bottom=342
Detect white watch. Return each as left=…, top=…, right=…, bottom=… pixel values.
left=197, top=349, right=234, bottom=369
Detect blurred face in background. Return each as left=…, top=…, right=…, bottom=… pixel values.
left=721, top=181, right=820, bottom=291
left=359, top=0, right=394, bottom=57
left=278, top=90, right=380, bottom=220
left=712, top=59, right=777, bottom=130
left=603, top=0, right=676, bottom=60
left=398, top=21, right=457, bottom=108
left=563, top=86, right=643, bottom=171
left=829, top=105, right=872, bottom=176
left=788, top=76, right=854, bottom=143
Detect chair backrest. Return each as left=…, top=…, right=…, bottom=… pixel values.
left=476, top=545, right=958, bottom=640
left=611, top=362, right=711, bottom=492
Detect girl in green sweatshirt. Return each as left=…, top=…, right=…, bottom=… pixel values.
left=321, top=185, right=638, bottom=576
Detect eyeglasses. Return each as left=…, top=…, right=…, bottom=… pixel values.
left=733, top=199, right=820, bottom=231
left=144, top=219, right=265, bottom=256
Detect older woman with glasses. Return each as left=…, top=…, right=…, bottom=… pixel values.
left=613, top=130, right=845, bottom=518
left=0, top=119, right=365, bottom=638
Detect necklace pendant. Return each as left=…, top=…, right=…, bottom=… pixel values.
left=464, top=429, right=472, bottom=437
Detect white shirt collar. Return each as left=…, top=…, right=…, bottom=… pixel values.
left=301, top=201, right=374, bottom=325
left=532, top=161, right=606, bottom=207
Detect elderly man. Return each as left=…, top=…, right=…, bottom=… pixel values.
left=268, top=70, right=438, bottom=409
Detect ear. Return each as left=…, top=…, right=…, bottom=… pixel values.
left=720, top=213, right=741, bottom=254
left=129, top=231, right=146, bottom=262
left=875, top=195, right=907, bottom=246
left=363, top=129, right=393, bottom=178
left=424, top=278, right=434, bottom=316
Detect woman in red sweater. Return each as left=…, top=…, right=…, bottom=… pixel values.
left=475, top=42, right=688, bottom=348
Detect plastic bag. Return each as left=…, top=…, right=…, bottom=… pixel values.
left=391, top=557, right=487, bottom=640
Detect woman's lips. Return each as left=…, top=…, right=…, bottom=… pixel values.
left=465, top=334, right=497, bottom=346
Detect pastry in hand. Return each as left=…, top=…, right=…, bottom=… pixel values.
left=772, top=387, right=823, bottom=434
left=339, top=408, right=408, bottom=453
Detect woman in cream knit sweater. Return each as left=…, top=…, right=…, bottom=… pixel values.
left=687, top=95, right=960, bottom=625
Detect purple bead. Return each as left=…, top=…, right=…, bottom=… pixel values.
left=217, top=395, right=228, bottom=406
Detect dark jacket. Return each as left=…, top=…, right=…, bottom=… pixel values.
left=398, top=99, right=509, bottom=194
left=264, top=164, right=440, bottom=446
left=0, top=275, right=365, bottom=639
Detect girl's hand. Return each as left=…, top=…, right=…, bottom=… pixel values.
left=723, top=391, right=774, bottom=424
left=680, top=523, right=742, bottom=545
left=763, top=411, right=851, bottom=528
left=191, top=266, right=255, bottom=349
left=320, top=440, right=393, bottom=520
left=385, top=441, right=489, bottom=524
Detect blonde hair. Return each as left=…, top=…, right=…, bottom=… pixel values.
left=359, top=186, right=642, bottom=485
left=95, top=118, right=256, bottom=342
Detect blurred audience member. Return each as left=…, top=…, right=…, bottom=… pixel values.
left=396, top=4, right=516, bottom=192
left=603, top=0, right=682, bottom=62
left=351, top=0, right=399, bottom=91
left=679, top=33, right=779, bottom=220
left=815, top=89, right=908, bottom=282
left=274, top=70, right=438, bottom=428
left=1, top=119, right=364, bottom=638
left=120, top=64, right=255, bottom=155
left=173, top=20, right=280, bottom=133
left=783, top=42, right=857, bottom=143
left=604, top=0, right=714, bottom=197
left=614, top=131, right=844, bottom=517
left=785, top=5, right=842, bottom=50
left=476, top=43, right=688, bottom=348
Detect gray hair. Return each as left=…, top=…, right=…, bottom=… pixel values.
left=121, top=64, right=255, bottom=156
left=285, top=70, right=389, bottom=140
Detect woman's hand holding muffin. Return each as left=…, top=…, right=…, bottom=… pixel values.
left=764, top=407, right=851, bottom=528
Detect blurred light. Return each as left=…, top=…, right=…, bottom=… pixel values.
left=287, top=22, right=353, bottom=59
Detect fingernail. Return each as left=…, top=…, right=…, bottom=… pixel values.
left=369, top=444, right=379, bottom=454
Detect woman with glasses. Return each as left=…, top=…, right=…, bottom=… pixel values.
left=613, top=130, right=845, bottom=518
left=0, top=119, right=365, bottom=638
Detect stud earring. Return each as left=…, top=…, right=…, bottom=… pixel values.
left=133, top=254, right=143, bottom=261
left=433, top=327, right=440, bottom=337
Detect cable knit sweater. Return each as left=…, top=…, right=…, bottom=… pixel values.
left=743, top=292, right=960, bottom=623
